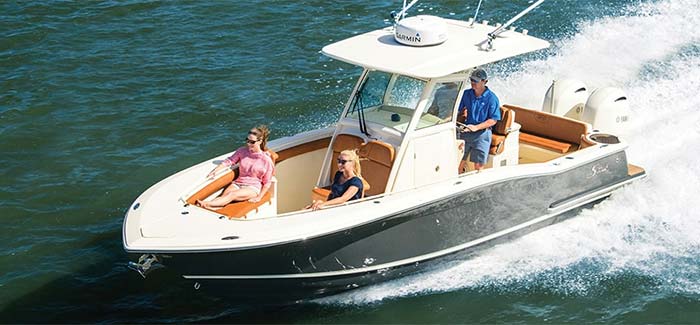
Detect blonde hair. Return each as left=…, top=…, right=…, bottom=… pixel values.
left=339, top=149, right=361, bottom=177
left=251, top=125, right=270, bottom=151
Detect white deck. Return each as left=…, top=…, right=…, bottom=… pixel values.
left=321, top=18, right=550, bottom=79
left=123, top=139, right=629, bottom=252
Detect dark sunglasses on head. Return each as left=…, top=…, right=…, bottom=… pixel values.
left=337, top=158, right=350, bottom=165
left=245, top=138, right=260, bottom=144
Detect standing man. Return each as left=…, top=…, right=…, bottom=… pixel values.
left=458, top=68, right=501, bottom=172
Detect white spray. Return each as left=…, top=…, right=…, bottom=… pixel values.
left=320, top=0, right=700, bottom=305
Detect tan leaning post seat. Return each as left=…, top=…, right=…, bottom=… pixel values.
left=490, top=106, right=515, bottom=155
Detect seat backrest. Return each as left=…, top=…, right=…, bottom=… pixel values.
left=358, top=140, right=395, bottom=196
left=187, top=149, right=277, bottom=206
left=493, top=106, right=514, bottom=136
left=266, top=149, right=278, bottom=164
left=488, top=107, right=515, bottom=155
left=329, top=134, right=365, bottom=183
left=505, top=104, right=589, bottom=145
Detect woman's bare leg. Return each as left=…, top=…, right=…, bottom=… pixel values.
left=203, top=187, right=258, bottom=208
left=197, top=185, right=236, bottom=209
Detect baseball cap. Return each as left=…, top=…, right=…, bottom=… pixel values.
left=470, top=68, right=488, bottom=82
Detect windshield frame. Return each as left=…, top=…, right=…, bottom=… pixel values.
left=344, top=70, right=428, bottom=133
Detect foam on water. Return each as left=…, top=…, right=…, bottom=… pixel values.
left=319, top=0, right=700, bottom=305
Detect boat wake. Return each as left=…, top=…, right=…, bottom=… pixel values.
left=318, top=0, right=700, bottom=305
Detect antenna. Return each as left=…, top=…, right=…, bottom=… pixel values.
left=485, top=0, right=545, bottom=49
left=470, top=0, right=484, bottom=27
left=391, top=0, right=419, bottom=24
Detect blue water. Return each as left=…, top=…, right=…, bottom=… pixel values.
left=2, top=0, right=699, bottom=322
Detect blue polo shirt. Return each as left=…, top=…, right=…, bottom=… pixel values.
left=459, top=87, right=501, bottom=125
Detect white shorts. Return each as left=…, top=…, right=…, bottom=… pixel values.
left=231, top=182, right=261, bottom=195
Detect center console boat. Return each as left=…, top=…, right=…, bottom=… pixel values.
left=124, top=1, right=646, bottom=297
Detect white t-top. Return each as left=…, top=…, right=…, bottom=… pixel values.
left=322, top=18, right=550, bottom=79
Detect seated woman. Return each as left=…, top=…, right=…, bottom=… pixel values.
left=197, top=125, right=274, bottom=209
left=308, top=149, right=364, bottom=211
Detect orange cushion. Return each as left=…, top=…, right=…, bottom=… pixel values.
left=489, top=134, right=506, bottom=155
left=311, top=187, right=331, bottom=202
left=216, top=187, right=275, bottom=219
left=519, top=132, right=572, bottom=153
left=186, top=171, right=236, bottom=205
left=493, top=106, right=514, bottom=135
left=266, top=149, right=278, bottom=163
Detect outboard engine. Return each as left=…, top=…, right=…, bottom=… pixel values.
left=542, top=79, right=589, bottom=120
left=394, top=15, right=448, bottom=47
left=582, top=87, right=630, bottom=133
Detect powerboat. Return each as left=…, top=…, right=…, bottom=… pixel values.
left=123, top=2, right=646, bottom=297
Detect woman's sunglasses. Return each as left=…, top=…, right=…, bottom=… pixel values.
left=337, top=158, right=351, bottom=165
left=245, top=138, right=260, bottom=145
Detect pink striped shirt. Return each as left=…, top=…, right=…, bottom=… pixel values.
left=224, top=147, right=274, bottom=191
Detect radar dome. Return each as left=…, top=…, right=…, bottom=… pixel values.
left=394, top=15, right=448, bottom=47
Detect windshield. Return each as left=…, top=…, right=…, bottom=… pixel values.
left=346, top=71, right=426, bottom=133
left=416, top=81, right=462, bottom=130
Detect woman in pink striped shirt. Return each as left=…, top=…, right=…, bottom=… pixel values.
left=197, top=125, right=274, bottom=209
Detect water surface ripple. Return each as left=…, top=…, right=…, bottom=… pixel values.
left=1, top=0, right=698, bottom=323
